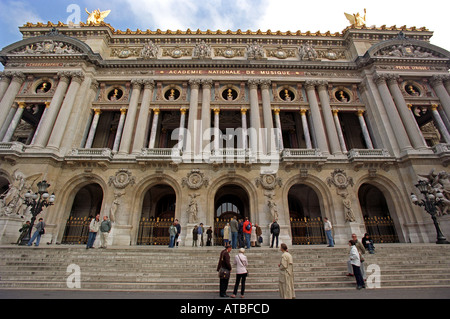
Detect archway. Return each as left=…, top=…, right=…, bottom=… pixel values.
left=358, top=183, right=399, bottom=243
left=137, top=184, right=176, bottom=245
left=213, top=184, right=250, bottom=246
left=288, top=184, right=326, bottom=245
left=61, top=183, right=103, bottom=244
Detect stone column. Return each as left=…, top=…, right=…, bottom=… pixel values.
left=300, top=109, right=312, bottom=149
left=0, top=105, right=18, bottom=141
left=148, top=108, right=160, bottom=149
left=186, top=79, right=200, bottom=158
left=431, top=104, right=450, bottom=143
left=431, top=75, right=450, bottom=121
left=178, top=108, right=187, bottom=151
left=261, top=80, right=276, bottom=155
left=84, top=109, right=102, bottom=148
left=273, top=108, right=284, bottom=151
left=356, top=110, right=374, bottom=149
left=387, top=75, right=428, bottom=150
left=2, top=102, right=26, bottom=142
left=0, top=72, right=25, bottom=129
left=32, top=72, right=70, bottom=148
left=132, top=80, right=154, bottom=154
left=374, top=74, right=413, bottom=152
left=332, top=110, right=347, bottom=153
left=47, top=72, right=85, bottom=150
left=213, top=108, right=220, bottom=152
left=113, top=108, right=127, bottom=152
left=248, top=79, right=262, bottom=158
left=201, top=79, right=213, bottom=157
left=0, top=72, right=11, bottom=102
left=317, top=81, right=342, bottom=154
left=305, top=81, right=329, bottom=155
left=118, top=79, right=142, bottom=154
left=241, top=108, right=248, bottom=149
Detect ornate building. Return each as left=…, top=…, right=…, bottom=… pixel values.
left=0, top=18, right=449, bottom=246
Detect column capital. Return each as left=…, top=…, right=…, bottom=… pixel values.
left=201, top=79, right=213, bottom=89
left=17, top=102, right=26, bottom=109
left=273, top=108, right=280, bottom=115
left=213, top=107, right=220, bottom=114
left=431, top=104, right=439, bottom=111
left=316, top=80, right=329, bottom=89
left=189, top=79, right=201, bottom=89
left=8, top=71, right=26, bottom=84
left=430, top=75, right=450, bottom=87
left=373, top=73, right=388, bottom=85
left=93, top=108, right=102, bottom=115
left=120, top=108, right=127, bottom=114
left=143, top=79, right=155, bottom=89
left=304, top=80, right=317, bottom=90
left=44, top=101, right=51, bottom=108
left=241, top=108, right=248, bottom=115
left=180, top=107, right=187, bottom=115
left=300, top=109, right=308, bottom=116
left=131, top=79, right=143, bottom=89
left=57, top=71, right=71, bottom=82
left=356, top=109, right=365, bottom=116
left=260, top=79, right=271, bottom=90
left=247, top=79, right=260, bottom=89
left=69, top=71, right=85, bottom=84
left=332, top=109, right=339, bottom=115
left=153, top=108, right=160, bottom=114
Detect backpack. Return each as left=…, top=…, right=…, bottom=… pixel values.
left=246, top=223, right=251, bottom=231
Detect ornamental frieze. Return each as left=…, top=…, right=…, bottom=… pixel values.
left=182, top=169, right=209, bottom=190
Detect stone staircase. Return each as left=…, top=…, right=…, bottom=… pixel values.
left=1, top=244, right=450, bottom=292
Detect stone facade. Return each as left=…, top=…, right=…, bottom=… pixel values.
left=0, top=22, right=449, bottom=246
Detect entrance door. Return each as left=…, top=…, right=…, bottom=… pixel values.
left=288, top=184, right=327, bottom=245
left=137, top=184, right=176, bottom=245
left=62, top=183, right=103, bottom=244
left=214, top=184, right=249, bottom=246
left=359, top=183, right=399, bottom=243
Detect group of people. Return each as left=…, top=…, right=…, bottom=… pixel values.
left=348, top=233, right=376, bottom=289
left=191, top=223, right=213, bottom=247
left=217, top=243, right=295, bottom=299
left=223, top=216, right=263, bottom=249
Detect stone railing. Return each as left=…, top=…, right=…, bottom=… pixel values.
left=347, top=149, right=391, bottom=159
left=282, top=148, right=324, bottom=159
left=66, top=148, right=113, bottom=159
left=138, top=148, right=181, bottom=161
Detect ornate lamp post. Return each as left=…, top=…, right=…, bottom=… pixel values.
left=411, top=180, right=449, bottom=244
left=19, top=180, right=55, bottom=245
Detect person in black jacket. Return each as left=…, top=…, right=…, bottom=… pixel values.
left=270, top=219, right=280, bottom=248
left=217, top=245, right=232, bottom=297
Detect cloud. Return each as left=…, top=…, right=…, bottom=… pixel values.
left=0, top=0, right=42, bottom=32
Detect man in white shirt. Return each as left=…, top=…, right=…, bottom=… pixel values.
left=324, top=217, right=334, bottom=247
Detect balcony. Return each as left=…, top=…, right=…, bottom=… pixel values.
left=347, top=148, right=396, bottom=171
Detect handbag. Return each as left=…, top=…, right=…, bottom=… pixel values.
left=219, top=267, right=230, bottom=280
left=39, top=228, right=45, bottom=235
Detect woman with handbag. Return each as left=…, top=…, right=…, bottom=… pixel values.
left=216, top=245, right=232, bottom=297
left=231, top=248, right=248, bottom=298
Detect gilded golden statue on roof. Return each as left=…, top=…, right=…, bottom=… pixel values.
left=85, top=8, right=111, bottom=24
left=345, top=8, right=366, bottom=27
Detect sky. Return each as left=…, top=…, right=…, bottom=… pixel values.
left=0, top=0, right=449, bottom=61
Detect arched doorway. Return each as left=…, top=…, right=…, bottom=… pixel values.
left=358, top=183, right=399, bottom=243
left=288, top=184, right=326, bottom=245
left=214, top=184, right=249, bottom=246
left=61, top=183, right=103, bottom=244
left=137, top=184, right=176, bottom=245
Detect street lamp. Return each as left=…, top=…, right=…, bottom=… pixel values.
left=411, top=179, right=449, bottom=244
left=19, top=180, right=55, bottom=245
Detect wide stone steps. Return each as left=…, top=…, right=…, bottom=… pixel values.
left=1, top=244, right=450, bottom=292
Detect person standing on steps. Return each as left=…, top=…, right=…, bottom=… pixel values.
left=86, top=214, right=100, bottom=249
left=324, top=217, right=334, bottom=247
left=278, top=243, right=295, bottom=299
left=243, top=217, right=252, bottom=249
left=27, top=218, right=45, bottom=247
left=217, top=244, right=232, bottom=297
left=270, top=219, right=280, bottom=248
left=231, top=248, right=248, bottom=298
left=230, top=216, right=238, bottom=249
left=99, top=216, right=111, bottom=249
left=348, top=239, right=365, bottom=290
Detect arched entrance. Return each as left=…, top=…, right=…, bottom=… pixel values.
left=61, top=183, right=103, bottom=244
left=358, top=183, right=399, bottom=243
left=137, top=184, right=176, bottom=245
left=214, top=184, right=249, bottom=246
left=288, top=184, right=326, bottom=245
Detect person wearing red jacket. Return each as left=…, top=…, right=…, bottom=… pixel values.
left=243, top=217, right=252, bottom=249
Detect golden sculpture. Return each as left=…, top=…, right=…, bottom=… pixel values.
left=345, top=8, right=366, bottom=27
left=85, top=8, right=111, bottom=24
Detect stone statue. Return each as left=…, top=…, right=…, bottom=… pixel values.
left=344, top=8, right=366, bottom=27
left=187, top=193, right=200, bottom=223
left=109, top=191, right=124, bottom=223
left=85, top=8, right=111, bottom=24
left=246, top=41, right=265, bottom=60
left=298, top=43, right=318, bottom=61
left=193, top=41, right=212, bottom=59
left=265, top=193, right=279, bottom=221
left=140, top=41, right=159, bottom=59
left=341, top=193, right=356, bottom=222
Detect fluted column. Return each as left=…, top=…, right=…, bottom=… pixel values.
left=387, top=75, right=428, bottom=150
left=248, top=79, right=261, bottom=158
left=273, top=108, right=284, bottom=151
left=186, top=79, right=200, bottom=158
left=47, top=72, right=85, bottom=150
left=0, top=72, right=25, bottom=129
left=213, top=108, right=220, bottom=151
left=300, top=109, right=312, bottom=149
left=118, top=79, right=142, bottom=154
left=357, top=110, right=374, bottom=149
left=132, top=80, right=154, bottom=154
left=431, top=104, right=450, bottom=143
left=201, top=79, right=213, bottom=156
left=178, top=108, right=187, bottom=151
left=148, top=108, right=160, bottom=149
left=0, top=72, right=11, bottom=102
left=0, top=105, right=17, bottom=140
left=32, top=72, right=71, bottom=148
left=317, top=81, right=342, bottom=155
left=260, top=79, right=276, bottom=155
left=84, top=109, right=102, bottom=148
left=374, top=74, right=413, bottom=152
left=332, top=110, right=347, bottom=153
left=2, top=102, right=26, bottom=142
left=113, top=108, right=127, bottom=152
left=305, top=81, right=329, bottom=155
left=241, top=108, right=248, bottom=150
left=431, top=75, right=450, bottom=122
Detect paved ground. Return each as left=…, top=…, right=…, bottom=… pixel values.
left=1, top=287, right=449, bottom=299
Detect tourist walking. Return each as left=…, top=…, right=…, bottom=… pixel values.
left=278, top=243, right=295, bottom=299
left=231, top=248, right=248, bottom=298
left=324, top=217, right=334, bottom=247
left=27, top=218, right=45, bottom=247
left=346, top=234, right=366, bottom=279
left=99, top=216, right=111, bottom=249
left=230, top=216, right=238, bottom=249
left=243, top=217, right=251, bottom=249
left=348, top=239, right=365, bottom=289
left=270, top=219, right=280, bottom=248
left=223, top=223, right=230, bottom=247
left=168, top=222, right=177, bottom=248
left=86, top=214, right=100, bottom=249
left=217, top=244, right=232, bottom=297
